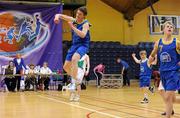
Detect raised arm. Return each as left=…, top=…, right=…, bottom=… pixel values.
left=147, top=54, right=157, bottom=67
left=151, top=55, right=157, bottom=65
left=54, top=14, right=74, bottom=23
left=149, top=40, right=159, bottom=64
left=68, top=22, right=89, bottom=38
left=132, top=53, right=141, bottom=64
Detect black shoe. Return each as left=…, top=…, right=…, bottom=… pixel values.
left=140, top=98, right=149, bottom=104
left=149, top=86, right=155, bottom=93
left=161, top=110, right=174, bottom=116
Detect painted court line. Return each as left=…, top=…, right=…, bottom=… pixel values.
left=38, top=95, right=121, bottom=118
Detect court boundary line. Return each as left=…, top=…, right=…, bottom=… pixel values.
left=81, top=94, right=180, bottom=117
left=38, top=95, right=121, bottom=118
left=38, top=92, right=148, bottom=118
left=41, top=92, right=180, bottom=118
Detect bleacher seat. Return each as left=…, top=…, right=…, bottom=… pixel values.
left=63, top=41, right=156, bottom=80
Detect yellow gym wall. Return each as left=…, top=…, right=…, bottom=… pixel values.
left=62, top=10, right=72, bottom=41
left=86, top=0, right=124, bottom=42
left=130, top=0, right=180, bottom=45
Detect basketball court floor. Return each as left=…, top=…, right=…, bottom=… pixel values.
left=0, top=83, right=180, bottom=118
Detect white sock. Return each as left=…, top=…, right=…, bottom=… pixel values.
left=144, top=93, right=148, bottom=99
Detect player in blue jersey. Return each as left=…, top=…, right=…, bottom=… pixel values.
left=149, top=21, right=180, bottom=118
left=54, top=6, right=90, bottom=82
left=132, top=50, right=157, bottom=103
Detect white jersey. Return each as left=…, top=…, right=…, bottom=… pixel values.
left=78, top=54, right=87, bottom=71
left=76, top=54, right=88, bottom=83
left=71, top=54, right=89, bottom=85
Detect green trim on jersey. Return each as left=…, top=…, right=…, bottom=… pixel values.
left=78, top=60, right=84, bottom=69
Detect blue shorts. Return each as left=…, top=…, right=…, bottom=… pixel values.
left=65, top=45, right=89, bottom=61
left=160, top=71, right=180, bottom=91
left=139, top=76, right=151, bottom=88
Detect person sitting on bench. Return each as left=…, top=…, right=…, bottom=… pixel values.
left=40, top=62, right=52, bottom=90
left=25, top=64, right=37, bottom=90
left=3, top=61, right=16, bottom=92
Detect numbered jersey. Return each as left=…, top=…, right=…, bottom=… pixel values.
left=158, top=38, right=179, bottom=72
left=140, top=59, right=152, bottom=77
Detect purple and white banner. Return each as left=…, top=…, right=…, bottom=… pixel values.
left=0, top=2, right=63, bottom=70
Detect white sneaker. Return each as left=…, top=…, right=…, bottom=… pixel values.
left=68, top=83, right=76, bottom=91
left=73, top=95, right=80, bottom=102
left=69, top=92, right=75, bottom=101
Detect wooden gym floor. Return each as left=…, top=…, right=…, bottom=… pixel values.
left=0, top=83, right=180, bottom=118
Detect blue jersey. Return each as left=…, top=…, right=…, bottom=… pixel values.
left=120, top=60, right=129, bottom=69
left=140, top=60, right=152, bottom=77
left=72, top=20, right=90, bottom=48
left=158, top=38, right=179, bottom=72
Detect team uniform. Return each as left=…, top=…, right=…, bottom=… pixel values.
left=70, top=54, right=88, bottom=86
left=69, top=54, right=88, bottom=101
left=76, top=54, right=88, bottom=84
left=65, top=19, right=90, bottom=102
left=138, top=58, right=153, bottom=103
left=139, top=59, right=152, bottom=88
left=158, top=38, right=180, bottom=91
left=66, top=20, right=90, bottom=61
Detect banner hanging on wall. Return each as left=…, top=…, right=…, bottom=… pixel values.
left=0, top=2, right=63, bottom=70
